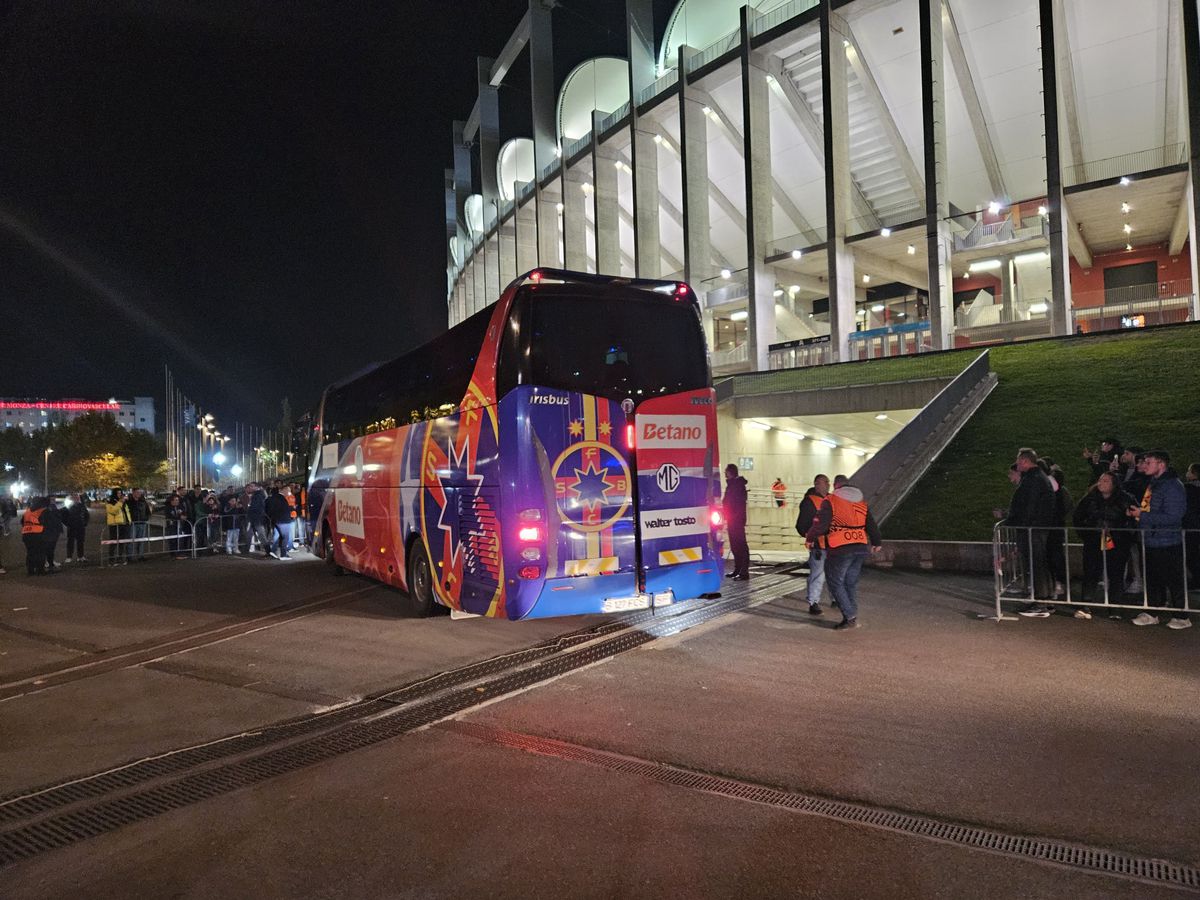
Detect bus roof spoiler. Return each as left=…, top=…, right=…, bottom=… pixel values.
left=512, top=268, right=694, bottom=299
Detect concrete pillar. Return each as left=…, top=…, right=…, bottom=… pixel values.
left=498, top=217, right=517, bottom=288
left=1182, top=0, right=1200, bottom=319
left=1188, top=176, right=1200, bottom=319
left=821, top=8, right=857, bottom=361
left=483, top=234, right=499, bottom=304
left=591, top=110, right=621, bottom=276
left=741, top=7, right=776, bottom=373
left=529, top=0, right=560, bottom=267
left=515, top=193, right=539, bottom=274
left=563, top=162, right=590, bottom=271
left=477, top=57, right=502, bottom=301
left=919, top=0, right=954, bottom=349
left=1000, top=257, right=1016, bottom=323
left=627, top=0, right=662, bottom=278
left=678, top=45, right=713, bottom=285
left=444, top=167, right=458, bottom=324
left=1039, top=0, right=1073, bottom=335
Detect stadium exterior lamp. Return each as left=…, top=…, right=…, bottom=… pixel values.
left=44, top=447, right=53, bottom=495
left=230, top=464, right=244, bottom=479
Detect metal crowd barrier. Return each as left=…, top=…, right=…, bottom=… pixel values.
left=992, top=521, right=1198, bottom=620
left=97, top=512, right=305, bottom=563
left=99, top=518, right=197, bottom=563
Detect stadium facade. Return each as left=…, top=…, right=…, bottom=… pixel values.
left=444, top=0, right=1200, bottom=378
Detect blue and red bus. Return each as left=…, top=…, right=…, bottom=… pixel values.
left=306, top=269, right=724, bottom=619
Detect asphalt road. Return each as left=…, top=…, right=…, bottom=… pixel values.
left=0, top=522, right=1196, bottom=898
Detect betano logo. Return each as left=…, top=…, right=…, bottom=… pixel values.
left=638, top=415, right=706, bottom=449
left=336, top=488, right=365, bottom=539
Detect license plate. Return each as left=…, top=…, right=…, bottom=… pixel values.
left=602, top=594, right=651, bottom=613
left=653, top=591, right=675, bottom=608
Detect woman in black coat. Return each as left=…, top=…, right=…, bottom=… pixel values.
left=1072, top=471, right=1136, bottom=615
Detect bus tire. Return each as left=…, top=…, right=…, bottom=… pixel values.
left=323, top=525, right=344, bottom=576
left=406, top=541, right=436, bottom=617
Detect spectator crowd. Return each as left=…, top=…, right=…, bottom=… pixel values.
left=1003, top=439, right=1199, bottom=630
left=5, top=481, right=310, bottom=577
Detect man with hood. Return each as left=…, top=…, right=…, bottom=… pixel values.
left=722, top=464, right=750, bottom=581
left=1008, top=448, right=1057, bottom=616
left=1129, top=450, right=1190, bottom=629
left=795, top=474, right=830, bottom=615
left=806, top=478, right=882, bottom=629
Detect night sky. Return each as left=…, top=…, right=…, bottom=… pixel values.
left=0, top=0, right=537, bottom=426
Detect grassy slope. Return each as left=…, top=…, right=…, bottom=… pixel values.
left=885, top=323, right=1200, bottom=541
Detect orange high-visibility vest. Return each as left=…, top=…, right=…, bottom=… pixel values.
left=810, top=494, right=829, bottom=548
left=826, top=493, right=869, bottom=549
left=21, top=508, right=45, bottom=535
left=286, top=493, right=297, bottom=519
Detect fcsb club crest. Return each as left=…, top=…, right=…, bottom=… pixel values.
left=551, top=441, right=632, bottom=532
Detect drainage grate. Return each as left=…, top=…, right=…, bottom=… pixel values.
left=0, top=575, right=794, bottom=866
left=443, top=721, right=1200, bottom=892
left=0, top=586, right=750, bottom=826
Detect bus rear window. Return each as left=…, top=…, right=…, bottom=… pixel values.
left=523, top=290, right=709, bottom=401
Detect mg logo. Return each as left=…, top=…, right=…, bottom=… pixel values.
left=655, top=463, right=681, bottom=493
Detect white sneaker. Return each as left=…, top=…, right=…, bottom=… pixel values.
left=1167, top=618, right=1192, bottom=630
left=78, top=556, right=87, bottom=563
left=1073, top=609, right=1092, bottom=620
left=1132, top=612, right=1159, bottom=626
left=1126, top=580, right=1143, bottom=594
left=64, top=557, right=74, bottom=564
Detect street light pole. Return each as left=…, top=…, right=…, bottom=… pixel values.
left=44, top=447, right=53, bottom=496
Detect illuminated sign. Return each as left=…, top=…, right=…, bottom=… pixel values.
left=0, top=401, right=121, bottom=411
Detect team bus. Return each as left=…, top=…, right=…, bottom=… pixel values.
left=306, top=269, right=724, bottom=619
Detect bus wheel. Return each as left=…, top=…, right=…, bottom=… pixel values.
left=323, top=527, right=344, bottom=576
left=406, top=542, right=436, bottom=617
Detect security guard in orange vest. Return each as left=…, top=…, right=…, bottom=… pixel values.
left=805, top=481, right=882, bottom=629
left=795, top=474, right=831, bottom=615
left=21, top=498, right=48, bottom=576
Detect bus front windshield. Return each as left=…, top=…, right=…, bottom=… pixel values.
left=522, top=289, right=709, bottom=402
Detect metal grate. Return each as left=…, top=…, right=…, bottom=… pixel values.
left=0, top=589, right=726, bottom=824
left=444, top=722, right=1200, bottom=892
left=0, top=575, right=794, bottom=866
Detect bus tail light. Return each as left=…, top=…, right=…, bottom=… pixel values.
left=710, top=508, right=723, bottom=528
left=519, top=565, right=541, bottom=580
left=518, top=525, right=542, bottom=543
left=626, top=423, right=635, bottom=450
left=529, top=270, right=542, bottom=283
left=518, top=508, right=543, bottom=522
left=675, top=282, right=691, bottom=299
left=521, top=547, right=541, bottom=561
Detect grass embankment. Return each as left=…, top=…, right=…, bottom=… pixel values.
left=885, top=323, right=1200, bottom=541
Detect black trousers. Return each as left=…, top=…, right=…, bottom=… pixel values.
left=44, top=537, right=58, bottom=568
left=727, top=521, right=750, bottom=577
left=1018, top=530, right=1054, bottom=599
left=1145, top=545, right=1188, bottom=616
left=23, top=535, right=45, bottom=575
left=66, top=526, right=86, bottom=559
left=1080, top=539, right=1131, bottom=603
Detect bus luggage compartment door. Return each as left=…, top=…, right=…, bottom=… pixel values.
left=634, top=389, right=722, bottom=603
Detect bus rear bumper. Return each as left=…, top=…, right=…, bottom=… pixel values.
left=516, top=558, right=722, bottom=620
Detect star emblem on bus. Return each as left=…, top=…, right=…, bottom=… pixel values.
left=568, top=419, right=583, bottom=437
left=568, top=461, right=619, bottom=512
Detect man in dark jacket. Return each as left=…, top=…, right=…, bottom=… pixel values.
left=126, top=488, right=152, bottom=562
left=264, top=486, right=293, bottom=560
left=42, top=498, right=64, bottom=572
left=1008, top=447, right=1057, bottom=615
left=1129, top=450, right=1190, bottom=629
left=795, top=474, right=830, bottom=614
left=244, top=484, right=271, bottom=557
left=722, top=464, right=750, bottom=581
left=63, top=495, right=91, bottom=563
